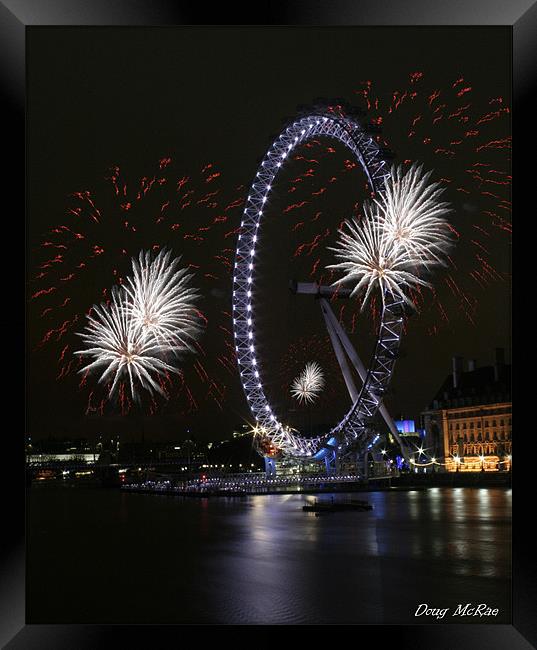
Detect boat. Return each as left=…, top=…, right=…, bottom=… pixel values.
left=303, top=499, right=373, bottom=513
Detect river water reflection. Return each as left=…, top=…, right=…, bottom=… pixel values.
left=28, top=486, right=511, bottom=624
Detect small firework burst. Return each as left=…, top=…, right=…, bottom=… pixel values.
left=290, top=361, right=325, bottom=404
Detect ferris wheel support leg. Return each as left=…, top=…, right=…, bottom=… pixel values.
left=320, top=299, right=410, bottom=463
left=264, top=456, right=277, bottom=478
left=324, top=449, right=339, bottom=475
left=320, top=299, right=359, bottom=403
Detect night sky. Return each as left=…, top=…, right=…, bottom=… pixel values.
left=26, top=27, right=511, bottom=441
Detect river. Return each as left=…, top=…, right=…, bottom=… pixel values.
left=27, top=486, right=511, bottom=624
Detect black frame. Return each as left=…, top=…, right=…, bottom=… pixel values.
left=6, top=0, right=531, bottom=646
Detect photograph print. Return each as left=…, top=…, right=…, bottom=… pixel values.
left=26, top=25, right=511, bottom=626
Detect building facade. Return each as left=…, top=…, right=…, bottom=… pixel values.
left=421, top=349, right=511, bottom=472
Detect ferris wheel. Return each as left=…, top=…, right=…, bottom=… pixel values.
left=232, top=105, right=409, bottom=468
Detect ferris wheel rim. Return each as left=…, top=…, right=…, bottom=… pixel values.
left=232, top=109, right=403, bottom=461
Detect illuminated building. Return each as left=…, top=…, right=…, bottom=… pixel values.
left=26, top=438, right=99, bottom=464
left=394, top=419, right=424, bottom=442
left=421, top=349, right=511, bottom=472
left=395, top=419, right=416, bottom=435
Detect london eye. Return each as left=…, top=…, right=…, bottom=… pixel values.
left=232, top=104, right=417, bottom=471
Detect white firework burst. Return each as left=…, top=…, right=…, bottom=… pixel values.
left=375, top=163, right=453, bottom=266
left=123, top=248, right=201, bottom=352
left=75, top=287, right=179, bottom=400
left=291, top=361, right=325, bottom=405
left=75, top=249, right=202, bottom=401
left=328, top=163, right=453, bottom=310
